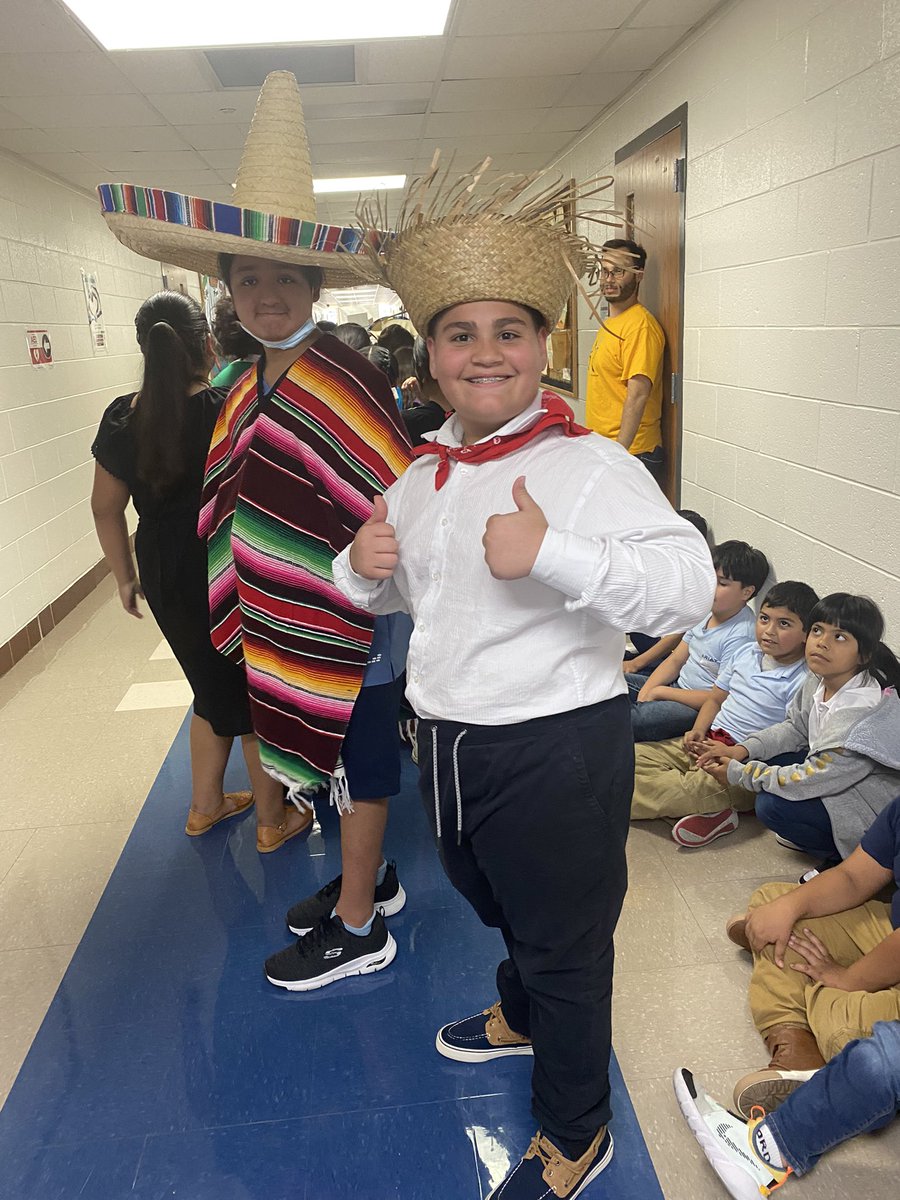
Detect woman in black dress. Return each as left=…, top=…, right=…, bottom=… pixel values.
left=90, top=291, right=309, bottom=851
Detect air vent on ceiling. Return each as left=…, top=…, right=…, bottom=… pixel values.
left=205, top=45, right=356, bottom=88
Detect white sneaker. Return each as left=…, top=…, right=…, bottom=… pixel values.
left=673, top=1067, right=792, bottom=1199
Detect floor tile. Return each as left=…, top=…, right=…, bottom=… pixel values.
left=0, top=828, right=34, bottom=880
left=116, top=680, right=193, bottom=711
left=615, top=873, right=719, bottom=974
left=0, top=1132, right=146, bottom=1199
left=150, top=639, right=176, bottom=661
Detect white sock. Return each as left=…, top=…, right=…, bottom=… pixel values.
left=752, top=1121, right=785, bottom=1170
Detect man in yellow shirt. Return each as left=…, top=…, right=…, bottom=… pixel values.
left=586, top=239, right=665, bottom=483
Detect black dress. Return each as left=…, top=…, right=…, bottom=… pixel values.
left=92, top=388, right=252, bottom=737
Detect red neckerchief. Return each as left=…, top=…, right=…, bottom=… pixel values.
left=413, top=391, right=590, bottom=490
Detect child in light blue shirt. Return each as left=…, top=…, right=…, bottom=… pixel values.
left=631, top=581, right=819, bottom=847
left=627, top=540, right=769, bottom=742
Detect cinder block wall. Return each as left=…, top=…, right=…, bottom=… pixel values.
left=562, top=0, right=900, bottom=629
left=0, top=154, right=161, bottom=649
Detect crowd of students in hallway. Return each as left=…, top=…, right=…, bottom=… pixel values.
left=85, top=71, right=898, bottom=1199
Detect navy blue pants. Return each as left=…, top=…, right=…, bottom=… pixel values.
left=418, top=696, right=633, bottom=1149
left=754, top=753, right=840, bottom=860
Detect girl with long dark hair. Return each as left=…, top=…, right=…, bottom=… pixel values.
left=91, top=291, right=306, bottom=849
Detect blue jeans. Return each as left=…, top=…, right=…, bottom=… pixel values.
left=625, top=672, right=697, bottom=743
left=767, top=1021, right=900, bottom=1176
left=754, top=753, right=840, bottom=859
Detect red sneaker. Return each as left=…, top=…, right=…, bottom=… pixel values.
left=672, top=808, right=739, bottom=847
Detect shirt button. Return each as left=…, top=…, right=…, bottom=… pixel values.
left=441, top=518, right=449, bottom=527
left=432, top=571, right=440, bottom=581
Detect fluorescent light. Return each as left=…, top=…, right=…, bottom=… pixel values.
left=62, top=1, right=452, bottom=50
left=314, top=175, right=406, bottom=194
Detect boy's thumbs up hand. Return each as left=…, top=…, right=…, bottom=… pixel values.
left=350, top=494, right=399, bottom=579
left=482, top=475, right=548, bottom=580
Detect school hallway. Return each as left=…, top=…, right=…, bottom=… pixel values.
left=0, top=583, right=897, bottom=1199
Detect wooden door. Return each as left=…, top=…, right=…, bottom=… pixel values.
left=614, top=123, right=684, bottom=502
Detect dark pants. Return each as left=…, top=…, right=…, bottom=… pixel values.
left=754, top=752, right=840, bottom=860
left=418, top=696, right=633, bottom=1147
left=636, top=445, right=664, bottom=486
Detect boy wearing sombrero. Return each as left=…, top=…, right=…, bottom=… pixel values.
left=100, top=73, right=414, bottom=990
left=334, top=170, right=716, bottom=1197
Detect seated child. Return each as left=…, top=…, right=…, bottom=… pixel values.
left=700, top=594, right=900, bottom=862
left=716, top=793, right=900, bottom=1137
left=631, top=581, right=818, bottom=847
left=674, top=1020, right=900, bottom=1199
left=624, top=510, right=710, bottom=676
left=626, top=540, right=769, bottom=742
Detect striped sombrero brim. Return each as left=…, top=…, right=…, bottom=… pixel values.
left=99, top=183, right=375, bottom=287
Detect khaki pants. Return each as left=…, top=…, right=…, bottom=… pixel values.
left=747, top=882, right=900, bottom=1061
left=631, top=737, right=755, bottom=821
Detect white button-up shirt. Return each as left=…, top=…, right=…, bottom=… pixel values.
left=333, top=396, right=715, bottom=724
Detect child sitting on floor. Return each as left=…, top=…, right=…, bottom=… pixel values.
left=626, top=540, right=769, bottom=742
left=674, top=1020, right=900, bottom=1199
left=700, top=594, right=900, bottom=862
left=631, top=581, right=818, bottom=848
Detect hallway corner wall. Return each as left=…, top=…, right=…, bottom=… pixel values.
left=0, top=153, right=162, bottom=652
left=560, top=0, right=900, bottom=631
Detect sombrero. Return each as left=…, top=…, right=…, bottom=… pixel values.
left=356, top=156, right=621, bottom=333
left=99, top=72, right=371, bottom=287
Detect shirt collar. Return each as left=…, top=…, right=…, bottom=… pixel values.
left=423, top=390, right=545, bottom=449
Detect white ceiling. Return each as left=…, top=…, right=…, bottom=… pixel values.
left=0, top=0, right=725, bottom=225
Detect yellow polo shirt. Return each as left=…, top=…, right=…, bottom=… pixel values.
left=586, top=303, right=664, bottom=456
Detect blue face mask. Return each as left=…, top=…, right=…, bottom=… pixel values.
left=239, top=317, right=317, bottom=351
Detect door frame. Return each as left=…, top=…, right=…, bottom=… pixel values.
left=614, top=103, right=687, bottom=505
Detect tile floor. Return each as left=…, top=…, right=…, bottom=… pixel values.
left=1, top=581, right=898, bottom=1198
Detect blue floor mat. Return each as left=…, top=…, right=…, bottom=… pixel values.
left=0, top=716, right=664, bottom=1199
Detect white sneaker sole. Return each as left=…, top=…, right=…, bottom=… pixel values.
left=673, top=1069, right=770, bottom=1200
left=435, top=1031, right=534, bottom=1062
left=266, top=933, right=397, bottom=992
left=288, top=882, right=407, bottom=936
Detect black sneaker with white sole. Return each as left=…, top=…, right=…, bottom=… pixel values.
left=285, top=861, right=406, bottom=935
left=265, top=913, right=396, bottom=992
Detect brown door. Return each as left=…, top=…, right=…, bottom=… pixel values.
left=614, top=124, right=684, bottom=502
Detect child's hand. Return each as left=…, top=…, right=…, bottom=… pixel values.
left=745, top=896, right=801, bottom=967
left=482, top=476, right=548, bottom=581
left=789, top=929, right=851, bottom=989
left=349, top=495, right=399, bottom=580
left=683, top=729, right=704, bottom=757
left=118, top=580, right=144, bottom=618
left=696, top=742, right=748, bottom=768
left=700, top=756, right=731, bottom=786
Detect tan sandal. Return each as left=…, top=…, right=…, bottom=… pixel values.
left=185, top=791, right=254, bottom=836
left=257, top=805, right=314, bottom=853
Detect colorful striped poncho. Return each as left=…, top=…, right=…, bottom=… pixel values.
left=198, top=335, right=412, bottom=798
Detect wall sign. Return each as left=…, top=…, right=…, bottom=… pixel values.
left=81, top=269, right=108, bottom=354
left=26, top=329, right=52, bottom=366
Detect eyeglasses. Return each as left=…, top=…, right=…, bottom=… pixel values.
left=599, top=265, right=628, bottom=279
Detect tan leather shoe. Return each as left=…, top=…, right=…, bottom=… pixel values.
left=257, top=804, right=313, bottom=853
left=185, top=791, right=254, bottom=836
left=733, top=1023, right=826, bottom=1116
left=725, top=911, right=751, bottom=951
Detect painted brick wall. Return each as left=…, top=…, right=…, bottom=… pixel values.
left=0, top=154, right=161, bottom=646
left=561, top=0, right=900, bottom=631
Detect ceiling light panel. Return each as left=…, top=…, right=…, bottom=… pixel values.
left=61, top=2, right=452, bottom=50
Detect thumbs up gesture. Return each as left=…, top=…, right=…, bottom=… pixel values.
left=482, top=476, right=548, bottom=580
left=349, top=494, right=399, bottom=580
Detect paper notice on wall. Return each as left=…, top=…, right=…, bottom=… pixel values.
left=81, top=269, right=108, bottom=354
left=26, top=329, right=53, bottom=366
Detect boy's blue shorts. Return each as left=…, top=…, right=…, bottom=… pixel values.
left=342, top=677, right=404, bottom=800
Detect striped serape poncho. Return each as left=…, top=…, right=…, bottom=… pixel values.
left=198, top=334, right=412, bottom=801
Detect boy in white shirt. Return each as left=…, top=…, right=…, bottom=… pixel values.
left=333, top=169, right=714, bottom=1199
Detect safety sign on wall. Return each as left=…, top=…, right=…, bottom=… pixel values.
left=26, top=329, right=53, bottom=367
left=82, top=269, right=108, bottom=354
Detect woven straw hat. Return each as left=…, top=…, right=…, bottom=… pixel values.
left=356, top=158, right=617, bottom=332
left=99, top=72, right=369, bottom=286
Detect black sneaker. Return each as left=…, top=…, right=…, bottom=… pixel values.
left=285, top=861, right=406, bottom=935
left=265, top=913, right=396, bottom=992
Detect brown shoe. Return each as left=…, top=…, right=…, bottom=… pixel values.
left=725, top=911, right=750, bottom=950
left=257, top=804, right=314, bottom=854
left=733, top=1023, right=826, bottom=1117
left=185, top=791, right=254, bottom=836
left=486, top=1125, right=613, bottom=1199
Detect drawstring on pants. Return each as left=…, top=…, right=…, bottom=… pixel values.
left=430, top=725, right=467, bottom=844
